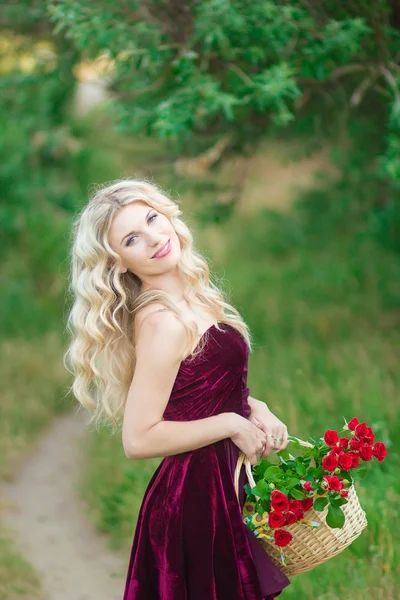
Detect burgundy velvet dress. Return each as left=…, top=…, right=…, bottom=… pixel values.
left=123, top=322, right=291, bottom=599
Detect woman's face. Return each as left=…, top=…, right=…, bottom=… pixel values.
left=108, top=200, right=180, bottom=281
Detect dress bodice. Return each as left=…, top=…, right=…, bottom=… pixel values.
left=163, top=323, right=252, bottom=422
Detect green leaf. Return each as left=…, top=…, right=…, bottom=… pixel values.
left=286, top=477, right=301, bottom=489
left=265, top=466, right=283, bottom=480
left=244, top=483, right=252, bottom=495
left=276, top=448, right=291, bottom=460
left=326, top=505, right=345, bottom=529
left=308, top=467, right=321, bottom=478
left=329, top=497, right=348, bottom=508
left=250, top=484, right=264, bottom=497
left=352, top=466, right=368, bottom=480
left=296, top=463, right=307, bottom=477
left=290, top=487, right=306, bottom=500
left=313, top=497, right=329, bottom=511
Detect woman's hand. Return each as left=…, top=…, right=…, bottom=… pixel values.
left=229, top=414, right=269, bottom=466
left=248, top=401, right=289, bottom=458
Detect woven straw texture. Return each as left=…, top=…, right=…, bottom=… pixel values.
left=234, top=442, right=368, bottom=576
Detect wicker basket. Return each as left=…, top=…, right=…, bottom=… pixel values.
left=234, top=437, right=368, bottom=576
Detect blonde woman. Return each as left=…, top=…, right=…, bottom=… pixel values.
left=65, top=179, right=291, bottom=599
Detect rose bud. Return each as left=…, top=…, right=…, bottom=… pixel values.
left=301, top=498, right=314, bottom=512
left=340, top=490, right=349, bottom=498
left=322, top=454, right=339, bottom=472
left=323, top=475, right=343, bottom=492
left=348, top=451, right=360, bottom=468
left=359, top=444, right=373, bottom=461
left=274, top=529, right=293, bottom=548
left=285, top=511, right=297, bottom=525
left=269, top=483, right=276, bottom=490
left=372, top=441, right=388, bottom=462
left=347, top=417, right=359, bottom=431
left=288, top=500, right=302, bottom=513
left=324, top=430, right=339, bottom=447
left=363, top=426, right=375, bottom=446
left=295, top=508, right=305, bottom=520
left=268, top=510, right=285, bottom=529
left=339, top=437, right=349, bottom=449
left=303, top=481, right=313, bottom=492
left=270, top=490, right=289, bottom=511
left=355, top=422, right=368, bottom=439
left=350, top=438, right=362, bottom=451
left=338, top=453, right=354, bottom=471
left=330, top=447, right=344, bottom=456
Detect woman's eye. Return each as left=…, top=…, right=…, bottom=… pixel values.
left=126, top=236, right=136, bottom=247
left=125, top=214, right=157, bottom=246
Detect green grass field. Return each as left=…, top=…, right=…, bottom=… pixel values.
left=79, top=181, right=400, bottom=599
left=1, top=109, right=399, bottom=598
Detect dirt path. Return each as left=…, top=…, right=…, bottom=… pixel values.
left=0, top=411, right=127, bottom=600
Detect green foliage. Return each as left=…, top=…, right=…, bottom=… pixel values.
left=49, top=1, right=400, bottom=250
left=0, top=11, right=122, bottom=338
left=49, top=2, right=399, bottom=153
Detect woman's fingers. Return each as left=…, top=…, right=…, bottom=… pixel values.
left=275, top=426, right=289, bottom=451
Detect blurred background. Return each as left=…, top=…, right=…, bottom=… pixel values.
left=1, top=1, right=399, bottom=599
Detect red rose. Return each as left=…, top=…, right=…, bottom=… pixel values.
left=270, top=490, right=289, bottom=511
left=348, top=417, right=359, bottom=431
left=323, top=475, right=343, bottom=492
left=362, top=427, right=375, bottom=445
left=322, top=454, right=338, bottom=472
left=295, top=508, right=304, bottom=520
left=284, top=511, right=297, bottom=525
left=338, top=453, right=354, bottom=471
left=359, top=444, right=373, bottom=461
left=330, top=446, right=344, bottom=456
left=350, top=438, right=362, bottom=451
left=268, top=510, right=285, bottom=529
left=355, top=422, right=368, bottom=439
left=339, top=437, right=349, bottom=449
left=288, top=500, right=302, bottom=513
left=301, top=498, right=314, bottom=512
left=324, top=430, right=339, bottom=447
left=274, top=529, right=293, bottom=548
left=303, top=481, right=312, bottom=492
left=372, top=441, right=388, bottom=462
left=348, top=451, right=360, bottom=468
left=340, top=490, right=349, bottom=498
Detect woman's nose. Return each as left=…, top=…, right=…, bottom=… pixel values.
left=147, top=231, right=163, bottom=245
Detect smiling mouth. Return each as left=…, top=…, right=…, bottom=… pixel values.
left=152, top=239, right=171, bottom=258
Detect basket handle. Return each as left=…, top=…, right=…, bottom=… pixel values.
left=233, top=436, right=314, bottom=505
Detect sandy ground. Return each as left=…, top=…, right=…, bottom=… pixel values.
left=0, top=411, right=127, bottom=600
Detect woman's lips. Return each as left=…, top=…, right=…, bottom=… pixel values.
left=152, top=239, right=171, bottom=258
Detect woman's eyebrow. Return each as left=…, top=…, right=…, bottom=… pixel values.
left=120, top=209, right=153, bottom=244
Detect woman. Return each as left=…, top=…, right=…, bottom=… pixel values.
left=65, top=179, right=291, bottom=599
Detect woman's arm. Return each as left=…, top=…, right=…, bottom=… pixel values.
left=122, top=309, right=242, bottom=460
left=248, top=395, right=271, bottom=413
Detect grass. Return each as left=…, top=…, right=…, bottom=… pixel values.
left=0, top=333, right=72, bottom=599
left=1, top=106, right=398, bottom=597
left=0, top=523, right=42, bottom=600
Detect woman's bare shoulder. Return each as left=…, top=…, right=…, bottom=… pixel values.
left=135, top=304, right=185, bottom=343
left=135, top=303, right=170, bottom=331
left=134, top=304, right=187, bottom=363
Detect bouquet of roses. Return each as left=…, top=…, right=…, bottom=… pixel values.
left=242, top=417, right=388, bottom=567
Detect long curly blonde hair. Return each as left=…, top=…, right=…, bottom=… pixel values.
left=64, top=178, right=252, bottom=431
